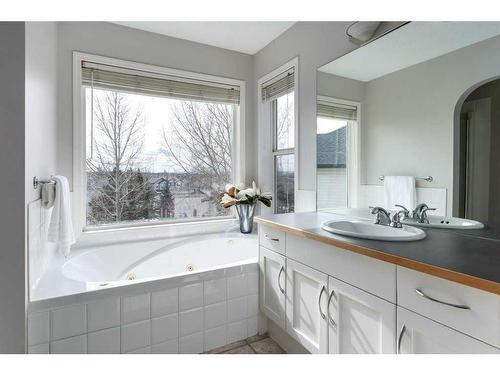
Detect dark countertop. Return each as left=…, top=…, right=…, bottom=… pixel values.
left=255, top=212, right=500, bottom=295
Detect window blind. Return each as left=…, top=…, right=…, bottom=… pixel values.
left=81, top=61, right=240, bottom=105
left=317, top=101, right=357, bottom=121
left=261, top=68, right=295, bottom=102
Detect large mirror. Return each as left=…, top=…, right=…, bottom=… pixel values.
left=316, top=22, right=500, bottom=238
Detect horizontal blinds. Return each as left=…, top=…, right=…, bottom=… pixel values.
left=81, top=62, right=240, bottom=105
left=261, top=68, right=295, bottom=102
left=317, top=101, right=357, bottom=121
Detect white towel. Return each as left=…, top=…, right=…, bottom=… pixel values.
left=41, top=182, right=56, bottom=209
left=48, top=176, right=75, bottom=257
left=383, top=176, right=416, bottom=211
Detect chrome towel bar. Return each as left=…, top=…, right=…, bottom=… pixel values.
left=379, top=175, right=433, bottom=182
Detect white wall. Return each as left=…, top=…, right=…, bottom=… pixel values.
left=55, top=22, right=256, bottom=190
left=25, top=22, right=59, bottom=298
left=254, top=22, right=357, bottom=210
left=0, top=22, right=26, bottom=353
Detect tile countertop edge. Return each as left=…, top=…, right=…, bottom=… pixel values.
left=255, top=215, right=500, bottom=296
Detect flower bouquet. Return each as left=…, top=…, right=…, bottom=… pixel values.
left=220, top=181, right=272, bottom=233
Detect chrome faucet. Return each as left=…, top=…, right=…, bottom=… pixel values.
left=370, top=206, right=392, bottom=226
left=412, top=203, right=436, bottom=224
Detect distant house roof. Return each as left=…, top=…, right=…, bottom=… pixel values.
left=317, top=127, right=347, bottom=168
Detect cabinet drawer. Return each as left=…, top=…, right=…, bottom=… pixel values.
left=259, top=225, right=286, bottom=255
left=397, top=267, right=500, bottom=348
left=286, top=234, right=396, bottom=303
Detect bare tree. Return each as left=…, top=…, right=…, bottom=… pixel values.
left=161, top=101, right=233, bottom=206
left=86, top=91, right=151, bottom=224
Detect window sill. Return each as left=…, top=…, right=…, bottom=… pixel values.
left=73, top=217, right=239, bottom=250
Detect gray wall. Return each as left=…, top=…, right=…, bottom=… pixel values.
left=254, top=22, right=357, bottom=205
left=317, top=71, right=365, bottom=103
left=56, top=22, right=256, bottom=189
left=0, top=22, right=26, bottom=353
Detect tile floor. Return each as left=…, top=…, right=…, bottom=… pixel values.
left=206, top=333, right=285, bottom=354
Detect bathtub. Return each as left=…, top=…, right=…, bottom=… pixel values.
left=27, top=231, right=261, bottom=354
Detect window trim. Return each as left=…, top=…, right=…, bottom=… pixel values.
left=72, top=52, right=246, bottom=237
left=257, top=57, right=299, bottom=215
left=316, top=95, right=361, bottom=209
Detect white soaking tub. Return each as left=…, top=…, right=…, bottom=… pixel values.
left=28, top=230, right=261, bottom=354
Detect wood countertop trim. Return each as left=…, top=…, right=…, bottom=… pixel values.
left=255, top=216, right=500, bottom=295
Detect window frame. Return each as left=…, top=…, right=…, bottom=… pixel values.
left=257, top=57, right=299, bottom=215
left=316, top=95, right=361, bottom=210
left=72, top=52, right=246, bottom=236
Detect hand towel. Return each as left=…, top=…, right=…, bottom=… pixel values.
left=41, top=182, right=55, bottom=209
left=48, top=175, right=75, bottom=257
left=383, top=176, right=416, bottom=211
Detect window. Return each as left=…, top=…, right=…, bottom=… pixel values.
left=316, top=98, right=359, bottom=210
left=261, top=67, right=296, bottom=214
left=76, top=56, right=243, bottom=229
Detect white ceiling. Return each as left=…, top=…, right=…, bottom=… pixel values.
left=319, top=22, right=500, bottom=82
left=113, top=22, right=295, bottom=55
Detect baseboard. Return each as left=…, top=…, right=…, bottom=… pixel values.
left=266, top=318, right=309, bottom=354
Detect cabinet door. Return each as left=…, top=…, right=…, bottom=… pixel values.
left=397, top=307, right=499, bottom=354
left=259, top=246, right=286, bottom=329
left=286, top=259, right=328, bottom=354
left=328, top=276, right=396, bottom=354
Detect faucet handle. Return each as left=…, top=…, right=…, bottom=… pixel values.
left=390, top=211, right=406, bottom=228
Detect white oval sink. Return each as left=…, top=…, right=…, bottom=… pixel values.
left=321, top=220, right=426, bottom=242
left=402, top=216, right=484, bottom=230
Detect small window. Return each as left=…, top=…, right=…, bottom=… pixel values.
left=79, top=59, right=242, bottom=229
left=316, top=99, right=358, bottom=210
left=261, top=68, right=296, bottom=214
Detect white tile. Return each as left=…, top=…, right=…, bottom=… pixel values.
left=204, top=302, right=226, bottom=329
left=179, top=282, right=203, bottom=311
left=246, top=294, right=259, bottom=318
left=88, top=327, right=120, bottom=354
left=179, top=332, right=204, bottom=354
left=227, top=296, right=247, bottom=323
left=247, top=317, right=258, bottom=337
left=28, top=343, right=49, bottom=354
left=180, top=308, right=203, bottom=337
left=28, top=200, right=41, bottom=233
left=87, top=298, right=120, bottom=332
left=121, top=293, right=150, bottom=324
left=50, top=334, right=87, bottom=354
left=227, top=274, right=247, bottom=299
left=151, top=314, right=178, bottom=344
left=126, top=346, right=151, bottom=354
left=51, top=305, right=87, bottom=340
left=246, top=272, right=259, bottom=295
left=152, top=339, right=179, bottom=354
left=121, top=320, right=151, bottom=353
left=204, top=278, right=226, bottom=305
left=204, top=326, right=227, bottom=352
left=227, top=320, right=247, bottom=344
left=28, top=311, right=49, bottom=346
left=151, top=288, right=178, bottom=317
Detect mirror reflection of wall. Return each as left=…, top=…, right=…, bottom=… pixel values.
left=316, top=22, right=500, bottom=230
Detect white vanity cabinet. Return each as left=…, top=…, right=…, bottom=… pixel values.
left=259, top=246, right=286, bottom=329
left=397, top=307, right=499, bottom=354
left=328, top=276, right=396, bottom=354
left=285, top=259, right=329, bottom=353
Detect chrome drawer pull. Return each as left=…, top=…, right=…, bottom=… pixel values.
left=397, top=324, right=406, bottom=354
left=415, top=288, right=471, bottom=310
left=318, top=285, right=327, bottom=320
left=265, top=234, right=279, bottom=242
left=277, top=266, right=285, bottom=294
left=327, top=289, right=337, bottom=327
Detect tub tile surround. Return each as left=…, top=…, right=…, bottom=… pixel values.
left=28, top=263, right=261, bottom=354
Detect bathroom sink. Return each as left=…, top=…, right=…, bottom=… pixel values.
left=402, top=216, right=484, bottom=230
left=321, top=220, right=426, bottom=242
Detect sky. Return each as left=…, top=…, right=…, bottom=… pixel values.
left=86, top=88, right=226, bottom=173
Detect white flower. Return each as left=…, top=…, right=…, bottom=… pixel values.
left=236, top=182, right=246, bottom=190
